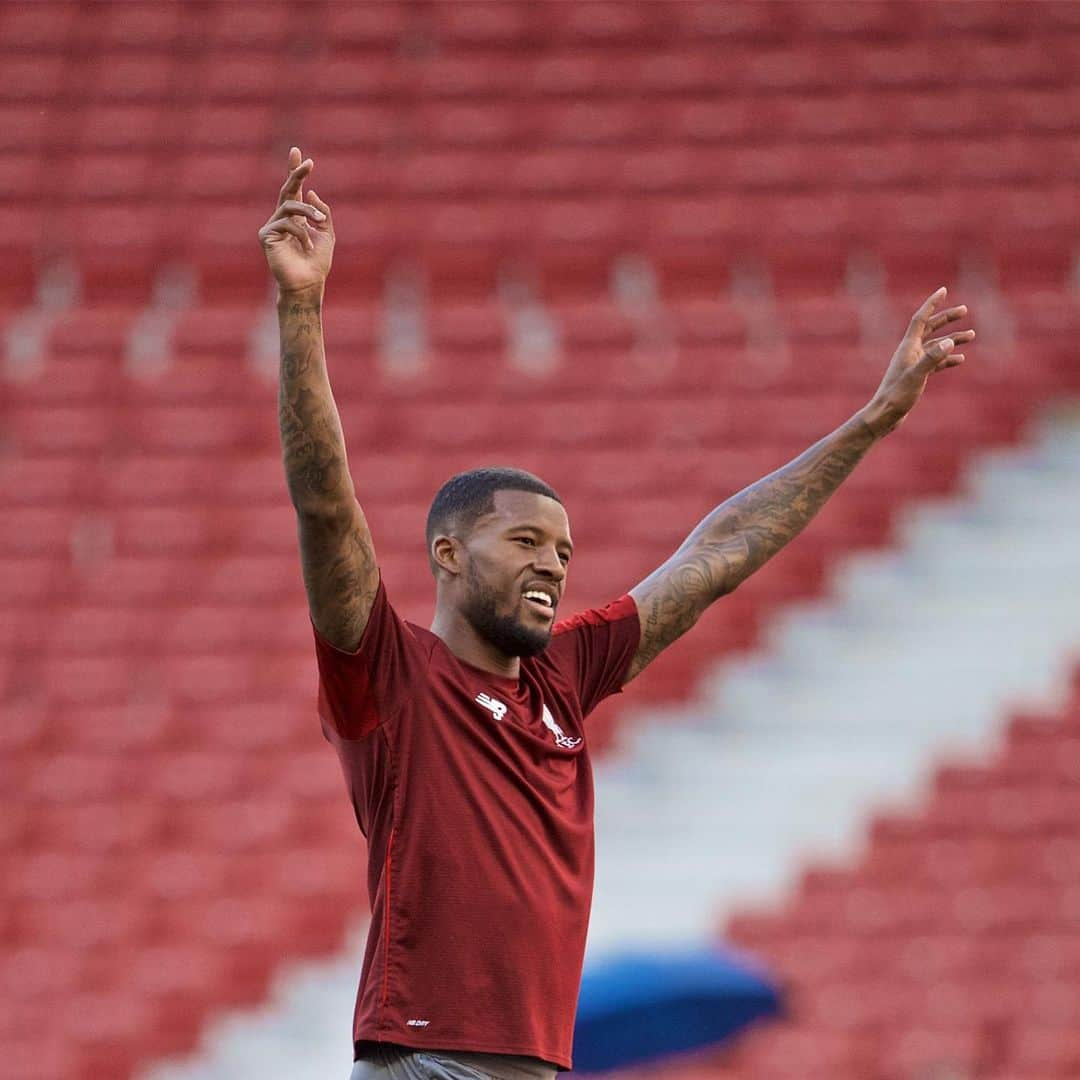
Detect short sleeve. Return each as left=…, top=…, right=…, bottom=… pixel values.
left=312, top=574, right=426, bottom=740
left=546, top=595, right=641, bottom=717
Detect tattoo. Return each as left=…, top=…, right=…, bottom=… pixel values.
left=277, top=300, right=347, bottom=506
left=278, top=384, right=350, bottom=499
left=626, top=414, right=877, bottom=681
left=277, top=296, right=379, bottom=652
left=298, top=514, right=379, bottom=650
left=628, top=535, right=745, bottom=680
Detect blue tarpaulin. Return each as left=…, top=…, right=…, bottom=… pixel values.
left=570, top=944, right=782, bottom=1074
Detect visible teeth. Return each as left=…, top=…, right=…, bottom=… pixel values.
left=524, top=591, right=553, bottom=607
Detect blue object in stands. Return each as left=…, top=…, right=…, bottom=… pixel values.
left=570, top=944, right=782, bottom=1074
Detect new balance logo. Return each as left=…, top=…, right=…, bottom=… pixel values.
left=476, top=693, right=508, bottom=722
left=542, top=704, right=581, bottom=750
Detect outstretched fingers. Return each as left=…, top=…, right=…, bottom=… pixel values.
left=919, top=330, right=975, bottom=374
left=925, top=328, right=974, bottom=371
left=934, top=354, right=965, bottom=371
left=926, top=305, right=968, bottom=334
left=907, top=288, right=975, bottom=375
left=926, top=328, right=975, bottom=348
left=930, top=350, right=966, bottom=374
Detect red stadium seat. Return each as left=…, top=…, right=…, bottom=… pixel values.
left=422, top=51, right=525, bottom=98
left=323, top=2, right=409, bottom=47
left=58, top=557, right=177, bottom=606
left=0, top=508, right=78, bottom=557
left=296, top=101, right=402, bottom=151
left=38, top=656, right=141, bottom=706
left=434, top=1, right=541, bottom=45
left=0, top=457, right=88, bottom=508
left=169, top=799, right=299, bottom=852
left=93, top=2, right=184, bottom=47
left=75, top=104, right=176, bottom=151
left=0, top=55, right=67, bottom=104
left=50, top=308, right=136, bottom=355
left=175, top=151, right=267, bottom=200
left=73, top=53, right=181, bottom=103
left=510, top=148, right=616, bottom=196
left=299, top=52, right=407, bottom=101
left=206, top=2, right=294, bottom=47
left=125, top=405, right=271, bottom=455
left=198, top=53, right=287, bottom=103
left=0, top=153, right=42, bottom=201
left=199, top=557, right=303, bottom=603
left=165, top=603, right=310, bottom=652
left=183, top=700, right=310, bottom=752
left=0, top=3, right=79, bottom=47
left=61, top=152, right=160, bottom=201
left=46, top=606, right=158, bottom=656
left=184, top=103, right=276, bottom=150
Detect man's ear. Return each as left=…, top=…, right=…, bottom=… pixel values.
left=431, top=534, right=462, bottom=577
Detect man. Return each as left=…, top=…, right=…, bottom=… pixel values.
left=259, top=147, right=973, bottom=1079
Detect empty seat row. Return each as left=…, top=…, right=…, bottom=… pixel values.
left=7, top=34, right=1078, bottom=106
left=6, top=189, right=1074, bottom=268
left=0, top=133, right=1009, bottom=178
left=7, top=134, right=1080, bottom=201
left=1, top=382, right=1047, bottom=461
left=9, top=85, right=1080, bottom=157
left=8, top=0, right=1077, bottom=54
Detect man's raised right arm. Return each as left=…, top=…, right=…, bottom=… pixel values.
left=260, top=147, right=378, bottom=652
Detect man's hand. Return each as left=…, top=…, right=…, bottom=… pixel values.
left=862, top=287, right=976, bottom=438
left=258, top=146, right=335, bottom=297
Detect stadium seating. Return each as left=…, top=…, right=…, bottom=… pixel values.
left=2, top=2, right=1078, bottom=1077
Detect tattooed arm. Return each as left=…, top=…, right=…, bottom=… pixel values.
left=277, top=288, right=378, bottom=651
left=260, top=148, right=378, bottom=652
left=626, top=287, right=975, bottom=682
left=626, top=413, right=875, bottom=681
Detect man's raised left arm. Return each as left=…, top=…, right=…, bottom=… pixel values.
left=625, top=287, right=974, bottom=682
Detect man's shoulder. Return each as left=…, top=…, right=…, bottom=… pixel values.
left=551, top=595, right=639, bottom=638
left=399, top=616, right=442, bottom=662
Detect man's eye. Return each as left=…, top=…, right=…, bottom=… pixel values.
left=515, top=537, right=535, bottom=546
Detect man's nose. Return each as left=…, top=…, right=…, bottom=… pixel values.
left=534, top=546, right=566, bottom=581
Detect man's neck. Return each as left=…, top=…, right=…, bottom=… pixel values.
left=430, top=609, right=521, bottom=681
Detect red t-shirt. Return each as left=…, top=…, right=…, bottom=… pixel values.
left=313, top=575, right=640, bottom=1071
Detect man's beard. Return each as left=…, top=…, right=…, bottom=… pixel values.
left=463, top=564, right=552, bottom=659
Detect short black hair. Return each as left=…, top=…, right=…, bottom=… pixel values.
left=425, top=466, right=562, bottom=574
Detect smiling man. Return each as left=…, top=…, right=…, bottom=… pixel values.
left=259, top=148, right=974, bottom=1080
left=426, top=471, right=575, bottom=673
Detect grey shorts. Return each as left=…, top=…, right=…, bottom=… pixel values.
left=349, top=1042, right=557, bottom=1080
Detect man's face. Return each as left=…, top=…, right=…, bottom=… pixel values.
left=458, top=489, right=573, bottom=658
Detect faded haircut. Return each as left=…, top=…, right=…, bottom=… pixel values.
left=426, top=467, right=562, bottom=575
